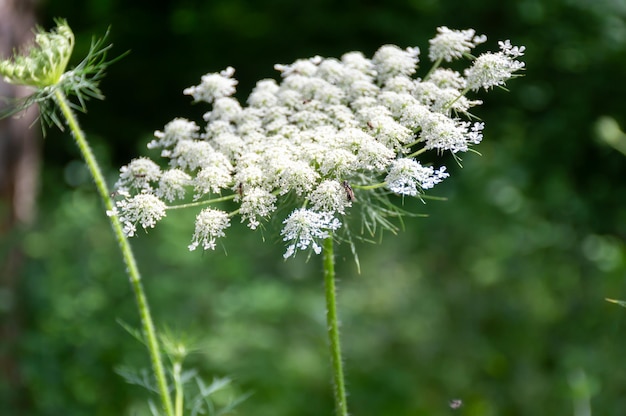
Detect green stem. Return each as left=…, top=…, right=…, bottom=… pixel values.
left=167, top=194, right=236, bottom=210
left=173, top=361, right=183, bottom=416
left=356, top=182, right=387, bottom=191
left=406, top=147, right=428, bottom=159
left=53, top=90, right=175, bottom=416
left=422, top=57, right=443, bottom=81
left=322, top=237, right=348, bottom=416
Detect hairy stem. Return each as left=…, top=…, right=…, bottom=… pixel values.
left=53, top=90, right=175, bottom=416
left=322, top=237, right=348, bottom=416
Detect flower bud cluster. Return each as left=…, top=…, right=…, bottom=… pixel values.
left=0, top=19, right=74, bottom=88
left=113, top=27, right=524, bottom=257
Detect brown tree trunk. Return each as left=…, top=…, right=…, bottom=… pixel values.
left=0, top=0, right=40, bottom=411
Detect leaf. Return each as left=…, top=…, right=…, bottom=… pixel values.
left=116, top=318, right=147, bottom=345
left=605, top=298, right=626, bottom=308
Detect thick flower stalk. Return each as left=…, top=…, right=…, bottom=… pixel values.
left=113, top=28, right=525, bottom=258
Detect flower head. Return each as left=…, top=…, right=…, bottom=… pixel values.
left=465, top=40, right=525, bottom=91
left=116, top=157, right=162, bottom=192
left=150, top=118, right=200, bottom=150
left=0, top=19, right=74, bottom=87
left=239, top=187, right=277, bottom=229
left=372, top=45, right=420, bottom=83
left=189, top=208, right=231, bottom=251
left=157, top=169, right=191, bottom=202
left=281, top=209, right=342, bottom=258
left=420, top=114, right=483, bottom=153
left=0, top=20, right=120, bottom=132
left=386, top=159, right=449, bottom=196
left=113, top=193, right=168, bottom=237
left=114, top=27, right=524, bottom=257
left=183, top=66, right=238, bottom=103
left=310, top=180, right=351, bottom=215
left=428, top=26, right=487, bottom=62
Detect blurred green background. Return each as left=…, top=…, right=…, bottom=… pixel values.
left=3, top=0, right=626, bottom=415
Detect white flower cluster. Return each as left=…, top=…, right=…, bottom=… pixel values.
left=112, top=28, right=524, bottom=257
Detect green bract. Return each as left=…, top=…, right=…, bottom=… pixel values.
left=0, top=19, right=74, bottom=88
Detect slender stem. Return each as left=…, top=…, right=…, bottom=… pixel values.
left=422, top=57, right=442, bottom=81
left=173, top=361, right=183, bottom=416
left=167, top=194, right=236, bottom=210
left=356, top=182, right=387, bottom=191
left=322, top=237, right=348, bottom=416
left=406, top=147, right=428, bottom=159
left=53, top=90, right=175, bottom=416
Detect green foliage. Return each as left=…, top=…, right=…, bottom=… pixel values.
left=5, top=0, right=626, bottom=415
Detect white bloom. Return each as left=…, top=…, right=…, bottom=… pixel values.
left=316, top=58, right=348, bottom=85
left=341, top=51, right=376, bottom=78
left=281, top=208, right=342, bottom=258
left=427, top=68, right=466, bottom=89
left=120, top=35, right=524, bottom=258
left=275, top=159, right=320, bottom=196
left=275, top=56, right=321, bottom=77
left=183, top=66, right=238, bottom=103
left=290, top=109, right=330, bottom=128
left=498, top=39, right=526, bottom=58
left=413, top=82, right=480, bottom=114
left=168, top=140, right=221, bottom=171
left=428, top=26, right=487, bottom=62
left=377, top=91, right=419, bottom=118
left=310, top=180, right=351, bottom=215
left=204, top=97, right=242, bottom=122
left=234, top=163, right=266, bottom=189
left=248, top=79, right=280, bottom=108
left=188, top=208, right=231, bottom=251
left=356, top=104, right=392, bottom=121
left=344, top=79, right=380, bottom=101
left=303, top=77, right=345, bottom=105
left=326, top=104, right=359, bottom=129
left=277, top=88, right=304, bottom=108
left=150, top=118, right=200, bottom=149
left=239, top=187, right=277, bottom=229
left=367, top=114, right=414, bottom=150
left=263, top=106, right=291, bottom=133
left=255, top=78, right=280, bottom=94
left=157, top=169, right=191, bottom=202
left=115, top=193, right=167, bottom=237
left=192, top=153, right=233, bottom=198
left=315, top=146, right=358, bottom=177
left=338, top=128, right=394, bottom=172
left=420, top=113, right=482, bottom=153
left=211, top=132, right=244, bottom=161
left=465, top=44, right=525, bottom=91
left=204, top=119, right=235, bottom=138
left=386, top=159, right=449, bottom=196
left=351, top=96, right=379, bottom=112
left=382, top=75, right=417, bottom=94
left=399, top=103, right=432, bottom=130
left=372, top=45, right=420, bottom=83
left=116, top=157, right=161, bottom=192
left=467, top=121, right=484, bottom=145
left=236, top=107, right=264, bottom=135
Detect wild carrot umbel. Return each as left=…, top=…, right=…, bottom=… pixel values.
left=110, top=26, right=523, bottom=414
